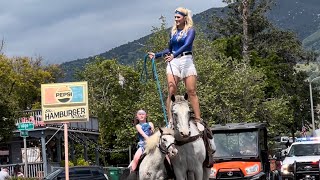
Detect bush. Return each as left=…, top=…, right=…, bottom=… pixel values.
left=75, top=158, right=89, bottom=166
left=60, top=160, right=74, bottom=167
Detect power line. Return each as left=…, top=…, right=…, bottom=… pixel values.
left=68, top=131, right=129, bottom=153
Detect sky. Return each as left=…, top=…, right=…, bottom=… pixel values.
left=0, top=0, right=226, bottom=64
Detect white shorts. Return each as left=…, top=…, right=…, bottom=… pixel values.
left=166, top=55, right=197, bottom=79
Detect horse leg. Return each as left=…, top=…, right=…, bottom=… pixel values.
left=193, top=165, right=203, bottom=180
left=173, top=168, right=186, bottom=180
left=202, top=168, right=211, bottom=180
left=187, top=171, right=194, bottom=180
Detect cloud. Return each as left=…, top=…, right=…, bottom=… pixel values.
left=0, top=0, right=226, bottom=64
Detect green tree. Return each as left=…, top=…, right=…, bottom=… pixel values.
left=78, top=58, right=143, bottom=163
left=212, top=0, right=313, bottom=136
left=0, top=54, right=62, bottom=140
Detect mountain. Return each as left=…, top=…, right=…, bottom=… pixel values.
left=268, top=0, right=320, bottom=39
left=60, top=0, right=320, bottom=82
left=303, top=30, right=320, bottom=53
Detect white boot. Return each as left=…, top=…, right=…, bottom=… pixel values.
left=196, top=121, right=205, bottom=132
left=167, top=119, right=174, bottom=129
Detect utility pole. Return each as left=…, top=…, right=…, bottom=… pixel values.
left=309, top=76, right=320, bottom=132
left=24, top=137, right=28, bottom=178
left=129, top=145, right=132, bottom=164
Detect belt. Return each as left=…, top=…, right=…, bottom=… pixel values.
left=176, top=51, right=192, bottom=58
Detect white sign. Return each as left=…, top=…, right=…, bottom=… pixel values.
left=41, top=82, right=89, bottom=123
left=21, top=147, right=41, bottom=163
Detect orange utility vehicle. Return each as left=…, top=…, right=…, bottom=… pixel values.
left=210, top=123, right=279, bottom=180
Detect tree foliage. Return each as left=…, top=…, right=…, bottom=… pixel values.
left=213, top=0, right=315, bottom=136
left=0, top=54, right=62, bottom=140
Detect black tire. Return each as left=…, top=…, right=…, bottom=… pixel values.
left=120, top=168, right=130, bottom=180
left=259, top=174, right=267, bottom=180
left=126, top=171, right=138, bottom=180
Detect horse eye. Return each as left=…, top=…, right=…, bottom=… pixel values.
left=163, top=138, right=167, bottom=142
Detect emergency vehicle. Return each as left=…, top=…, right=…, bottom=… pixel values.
left=281, top=137, right=320, bottom=180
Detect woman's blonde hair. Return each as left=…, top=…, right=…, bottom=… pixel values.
left=171, top=7, right=193, bottom=40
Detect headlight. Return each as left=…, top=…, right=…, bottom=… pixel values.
left=281, top=164, right=290, bottom=174
left=245, top=164, right=259, bottom=175
left=210, top=168, right=217, bottom=178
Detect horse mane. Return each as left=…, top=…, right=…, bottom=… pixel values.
left=144, top=128, right=174, bottom=154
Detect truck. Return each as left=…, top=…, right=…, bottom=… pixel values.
left=281, top=137, right=320, bottom=180
left=209, top=122, right=280, bottom=180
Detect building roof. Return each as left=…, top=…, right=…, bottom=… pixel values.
left=211, top=122, right=267, bottom=131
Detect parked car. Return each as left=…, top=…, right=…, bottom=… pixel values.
left=44, top=166, right=108, bottom=180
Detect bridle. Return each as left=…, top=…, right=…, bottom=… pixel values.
left=158, top=133, right=175, bottom=154
left=171, top=101, right=203, bottom=146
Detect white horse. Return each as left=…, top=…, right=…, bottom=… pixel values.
left=170, top=94, right=212, bottom=180
left=139, top=127, right=178, bottom=180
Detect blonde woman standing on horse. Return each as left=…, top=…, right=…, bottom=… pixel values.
left=148, top=7, right=204, bottom=132
left=130, top=109, right=154, bottom=172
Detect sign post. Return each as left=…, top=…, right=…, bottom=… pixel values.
left=64, top=123, right=69, bottom=180
left=23, top=137, right=27, bottom=177
left=41, top=82, right=89, bottom=180
left=17, top=122, right=34, bottom=178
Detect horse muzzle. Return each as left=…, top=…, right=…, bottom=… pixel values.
left=168, top=146, right=178, bottom=157
left=179, top=128, right=191, bottom=138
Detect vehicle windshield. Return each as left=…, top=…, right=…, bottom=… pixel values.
left=213, top=131, right=258, bottom=158
left=288, top=143, right=320, bottom=156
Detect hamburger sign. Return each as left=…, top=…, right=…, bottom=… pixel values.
left=41, top=82, right=89, bottom=123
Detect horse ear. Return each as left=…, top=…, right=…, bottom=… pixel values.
left=159, top=127, right=163, bottom=134
left=184, top=93, right=188, bottom=100
left=171, top=95, right=176, bottom=102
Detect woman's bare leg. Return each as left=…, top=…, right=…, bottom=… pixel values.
left=184, top=75, right=204, bottom=131
left=184, top=75, right=200, bottom=118
left=167, top=74, right=179, bottom=125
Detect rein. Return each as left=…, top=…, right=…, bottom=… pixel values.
left=175, top=133, right=202, bottom=146
left=174, top=119, right=203, bottom=146
left=140, top=55, right=168, bottom=126
left=158, top=142, right=175, bottom=154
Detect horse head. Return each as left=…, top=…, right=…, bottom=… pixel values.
left=170, top=94, right=191, bottom=137
left=159, top=127, right=178, bottom=157
left=145, top=127, right=178, bottom=157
